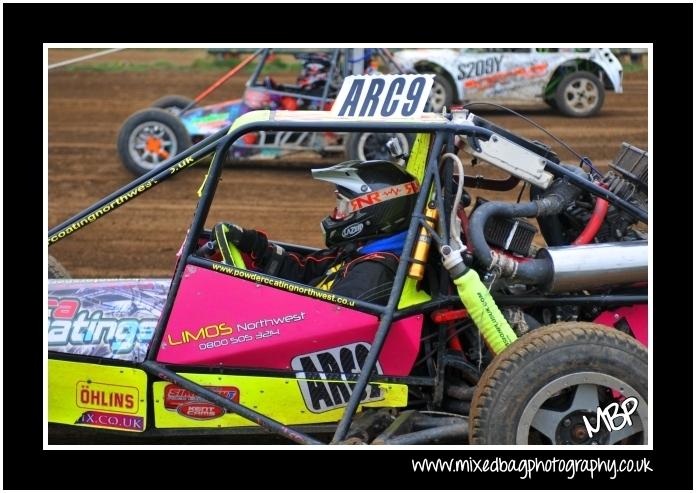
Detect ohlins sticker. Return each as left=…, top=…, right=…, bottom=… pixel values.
left=291, top=342, right=384, bottom=413
left=48, top=297, right=158, bottom=361
left=163, top=384, right=239, bottom=420
left=76, top=381, right=139, bottom=413
left=331, top=74, right=434, bottom=118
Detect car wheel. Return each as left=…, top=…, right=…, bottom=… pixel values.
left=117, top=108, right=192, bottom=176
left=428, top=73, right=454, bottom=113
left=345, top=132, right=413, bottom=162
left=469, top=323, right=647, bottom=445
left=553, top=71, right=605, bottom=117
left=48, top=255, right=71, bottom=279
left=151, top=95, right=195, bottom=115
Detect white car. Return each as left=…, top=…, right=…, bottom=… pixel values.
left=393, top=48, right=623, bottom=117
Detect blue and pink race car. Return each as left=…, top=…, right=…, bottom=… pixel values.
left=117, top=48, right=413, bottom=176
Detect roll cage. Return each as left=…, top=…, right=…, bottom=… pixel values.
left=48, top=110, right=647, bottom=444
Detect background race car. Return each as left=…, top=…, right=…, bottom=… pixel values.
left=117, top=48, right=414, bottom=176
left=393, top=48, right=623, bottom=117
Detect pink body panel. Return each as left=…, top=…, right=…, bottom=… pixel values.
left=157, top=265, right=423, bottom=375
left=593, top=304, right=648, bottom=347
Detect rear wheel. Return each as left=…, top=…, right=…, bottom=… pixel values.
left=48, top=255, right=70, bottom=279
left=469, top=323, right=647, bottom=445
left=345, top=132, right=413, bottom=162
left=117, top=108, right=192, bottom=176
left=553, top=71, right=605, bottom=117
left=151, top=95, right=195, bottom=115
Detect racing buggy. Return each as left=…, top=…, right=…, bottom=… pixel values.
left=49, top=73, right=648, bottom=445
left=117, top=48, right=415, bottom=176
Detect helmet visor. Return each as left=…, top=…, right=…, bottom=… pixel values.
left=332, top=191, right=353, bottom=220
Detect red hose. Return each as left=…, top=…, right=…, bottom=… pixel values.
left=447, top=324, right=464, bottom=351
left=457, top=207, right=474, bottom=251
left=573, top=195, right=609, bottom=245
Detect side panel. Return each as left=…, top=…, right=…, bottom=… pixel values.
left=458, top=52, right=558, bottom=101
left=156, top=264, right=423, bottom=374
left=180, top=99, right=245, bottom=136
left=594, top=304, right=648, bottom=347
left=153, top=373, right=408, bottom=428
left=48, top=279, right=170, bottom=362
left=48, top=359, right=148, bottom=432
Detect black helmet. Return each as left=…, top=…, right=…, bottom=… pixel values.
left=311, top=160, right=420, bottom=247
left=296, top=52, right=331, bottom=90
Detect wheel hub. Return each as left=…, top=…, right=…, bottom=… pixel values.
left=128, top=121, right=177, bottom=169
left=565, top=78, right=598, bottom=113
left=146, top=136, right=163, bottom=153
left=555, top=410, right=608, bottom=445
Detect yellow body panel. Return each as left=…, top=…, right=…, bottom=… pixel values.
left=154, top=373, right=407, bottom=428
left=48, top=359, right=148, bottom=432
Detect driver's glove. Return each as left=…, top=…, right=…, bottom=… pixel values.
left=212, top=222, right=284, bottom=275
left=214, top=221, right=276, bottom=254
left=215, top=222, right=244, bottom=244
left=213, top=222, right=259, bottom=252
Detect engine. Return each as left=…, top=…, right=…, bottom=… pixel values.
left=536, top=143, right=648, bottom=245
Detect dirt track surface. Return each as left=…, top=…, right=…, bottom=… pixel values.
left=48, top=68, right=648, bottom=278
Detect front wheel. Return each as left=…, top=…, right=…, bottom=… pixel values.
left=553, top=71, right=605, bottom=117
left=117, top=108, right=192, bottom=176
left=469, top=323, right=647, bottom=445
left=345, top=132, right=413, bottom=162
left=428, top=73, right=454, bottom=113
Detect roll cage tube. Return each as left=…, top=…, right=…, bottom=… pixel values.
left=47, top=110, right=644, bottom=444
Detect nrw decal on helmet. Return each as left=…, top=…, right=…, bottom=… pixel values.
left=341, top=223, right=364, bottom=239
left=291, top=342, right=384, bottom=413
left=349, top=180, right=419, bottom=213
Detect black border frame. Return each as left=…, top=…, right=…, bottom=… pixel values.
left=4, top=1, right=690, bottom=490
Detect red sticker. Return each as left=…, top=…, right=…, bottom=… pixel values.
left=176, top=402, right=225, bottom=420
left=163, top=384, right=239, bottom=420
